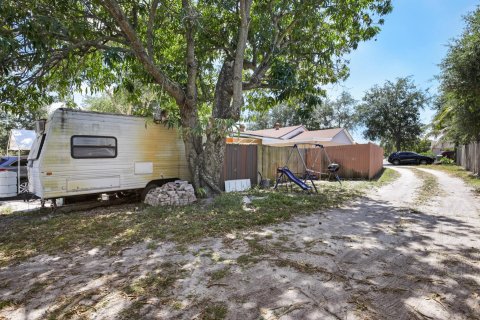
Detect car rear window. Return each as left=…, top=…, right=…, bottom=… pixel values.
left=0, top=158, right=8, bottom=165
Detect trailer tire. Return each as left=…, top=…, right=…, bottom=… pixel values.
left=141, top=183, right=159, bottom=201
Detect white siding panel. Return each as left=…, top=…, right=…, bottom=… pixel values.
left=67, top=176, right=120, bottom=191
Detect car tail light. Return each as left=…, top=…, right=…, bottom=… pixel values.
left=0, top=169, right=8, bottom=172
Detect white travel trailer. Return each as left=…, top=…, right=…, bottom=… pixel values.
left=28, top=108, right=190, bottom=201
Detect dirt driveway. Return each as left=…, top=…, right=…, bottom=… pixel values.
left=1, top=167, right=479, bottom=319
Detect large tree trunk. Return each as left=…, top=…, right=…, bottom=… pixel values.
left=180, top=0, right=251, bottom=194
left=181, top=60, right=238, bottom=195
left=395, top=138, right=401, bottom=152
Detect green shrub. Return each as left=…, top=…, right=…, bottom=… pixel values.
left=438, top=157, right=455, bottom=165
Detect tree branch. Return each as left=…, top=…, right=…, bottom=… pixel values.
left=231, top=0, right=252, bottom=119
left=181, top=0, right=202, bottom=154
left=182, top=0, right=197, bottom=106
left=147, top=0, right=160, bottom=57
left=242, top=14, right=299, bottom=91
left=100, top=0, right=185, bottom=104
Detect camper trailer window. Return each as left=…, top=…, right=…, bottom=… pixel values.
left=71, top=135, right=117, bottom=159
left=28, top=134, right=46, bottom=160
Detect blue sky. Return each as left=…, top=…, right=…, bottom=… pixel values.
left=326, top=0, right=478, bottom=142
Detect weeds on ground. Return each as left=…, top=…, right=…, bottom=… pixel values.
left=0, top=169, right=400, bottom=266
left=326, top=168, right=399, bottom=192
left=412, top=169, right=441, bottom=204
left=0, top=185, right=364, bottom=266
left=0, top=206, right=13, bottom=215
left=210, top=267, right=231, bottom=281
left=118, top=262, right=187, bottom=318
left=374, top=168, right=401, bottom=186
left=422, top=164, right=480, bottom=194
left=0, top=300, right=14, bottom=310
left=200, top=302, right=228, bottom=320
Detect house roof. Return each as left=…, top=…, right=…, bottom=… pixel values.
left=292, top=128, right=344, bottom=140
left=242, top=125, right=305, bottom=139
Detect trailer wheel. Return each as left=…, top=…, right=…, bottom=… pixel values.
left=141, top=183, right=159, bottom=201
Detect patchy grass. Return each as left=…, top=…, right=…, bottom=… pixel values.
left=236, top=254, right=258, bottom=266
left=0, top=181, right=370, bottom=266
left=413, top=169, right=441, bottom=204
left=124, top=269, right=184, bottom=297
left=423, top=164, right=480, bottom=194
left=117, top=262, right=187, bottom=318
left=200, top=302, right=228, bottom=320
left=210, top=267, right=231, bottom=281
left=0, top=300, right=15, bottom=310
left=0, top=206, right=13, bottom=215
left=375, top=168, right=401, bottom=186
left=326, top=167, right=400, bottom=192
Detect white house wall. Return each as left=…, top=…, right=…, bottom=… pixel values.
left=332, top=131, right=354, bottom=145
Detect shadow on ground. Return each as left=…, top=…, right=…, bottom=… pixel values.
left=1, top=193, right=479, bottom=320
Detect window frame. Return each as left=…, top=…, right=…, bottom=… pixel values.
left=28, top=133, right=46, bottom=161
left=70, top=135, right=118, bottom=159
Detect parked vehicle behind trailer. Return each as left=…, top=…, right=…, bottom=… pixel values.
left=28, top=108, right=190, bottom=202
left=0, top=156, right=29, bottom=193
left=387, top=151, right=434, bottom=165
left=0, top=156, right=28, bottom=179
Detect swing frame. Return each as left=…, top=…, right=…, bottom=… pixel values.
left=274, top=143, right=341, bottom=193
left=274, top=144, right=319, bottom=193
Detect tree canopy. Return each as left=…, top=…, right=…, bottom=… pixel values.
left=357, top=77, right=428, bottom=151
left=434, top=7, right=480, bottom=144
left=310, top=91, right=358, bottom=131
left=245, top=91, right=359, bottom=131
left=1, top=0, right=392, bottom=191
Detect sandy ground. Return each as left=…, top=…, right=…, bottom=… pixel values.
left=0, top=198, right=42, bottom=213
left=1, top=166, right=479, bottom=319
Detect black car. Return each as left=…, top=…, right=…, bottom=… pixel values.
left=387, top=152, right=434, bottom=165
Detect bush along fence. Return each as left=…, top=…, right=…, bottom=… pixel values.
left=457, top=141, right=480, bottom=175
left=221, top=142, right=384, bottom=190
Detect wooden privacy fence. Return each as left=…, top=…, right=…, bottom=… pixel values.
left=457, top=141, right=480, bottom=175
left=312, top=143, right=384, bottom=180
left=220, top=144, right=258, bottom=190
left=223, top=142, right=384, bottom=187
left=257, top=143, right=383, bottom=180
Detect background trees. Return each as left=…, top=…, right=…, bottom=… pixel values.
left=245, top=91, right=359, bottom=131
left=1, top=0, right=392, bottom=191
left=434, top=7, right=480, bottom=144
left=356, top=77, right=429, bottom=152
left=310, top=92, right=359, bottom=131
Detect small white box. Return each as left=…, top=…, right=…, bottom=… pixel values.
left=225, top=179, right=251, bottom=192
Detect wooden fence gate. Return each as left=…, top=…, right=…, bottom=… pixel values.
left=221, top=144, right=258, bottom=190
